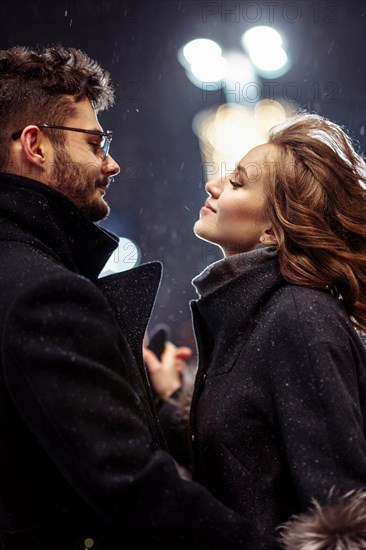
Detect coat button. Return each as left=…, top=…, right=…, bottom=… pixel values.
left=191, top=434, right=195, bottom=442
left=202, top=373, right=207, bottom=380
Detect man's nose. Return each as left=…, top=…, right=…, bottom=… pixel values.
left=103, top=154, right=120, bottom=176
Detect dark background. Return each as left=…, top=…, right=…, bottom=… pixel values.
left=1, top=0, right=365, bottom=347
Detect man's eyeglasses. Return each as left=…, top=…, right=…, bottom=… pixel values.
left=11, top=124, right=113, bottom=160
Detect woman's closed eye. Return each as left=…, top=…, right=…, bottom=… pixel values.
left=229, top=179, right=243, bottom=189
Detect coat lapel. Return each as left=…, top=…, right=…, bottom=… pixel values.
left=96, top=262, right=167, bottom=450
left=96, top=262, right=162, bottom=367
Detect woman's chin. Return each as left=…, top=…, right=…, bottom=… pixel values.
left=193, top=224, right=210, bottom=242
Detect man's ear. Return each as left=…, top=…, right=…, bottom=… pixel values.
left=18, top=126, right=49, bottom=169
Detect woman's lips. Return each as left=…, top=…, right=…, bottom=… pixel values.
left=201, top=201, right=216, bottom=213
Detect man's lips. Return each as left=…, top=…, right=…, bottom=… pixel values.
left=97, top=182, right=109, bottom=195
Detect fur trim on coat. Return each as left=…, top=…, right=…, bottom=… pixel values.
left=280, top=490, right=366, bottom=550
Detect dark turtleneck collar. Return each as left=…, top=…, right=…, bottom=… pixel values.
left=191, top=246, right=284, bottom=352
left=0, top=173, right=118, bottom=281
left=192, top=245, right=279, bottom=299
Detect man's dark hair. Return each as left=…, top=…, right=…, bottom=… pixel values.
left=0, top=45, right=114, bottom=170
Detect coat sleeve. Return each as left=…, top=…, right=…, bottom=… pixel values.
left=2, top=272, right=274, bottom=550
left=268, top=293, right=366, bottom=510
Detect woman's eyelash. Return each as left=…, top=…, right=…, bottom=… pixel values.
left=229, top=179, right=243, bottom=188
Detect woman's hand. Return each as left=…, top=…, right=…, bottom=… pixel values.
left=143, top=341, right=192, bottom=400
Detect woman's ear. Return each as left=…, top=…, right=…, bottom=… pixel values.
left=260, top=227, right=278, bottom=245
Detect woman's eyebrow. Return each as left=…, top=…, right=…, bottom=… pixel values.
left=236, top=165, right=248, bottom=178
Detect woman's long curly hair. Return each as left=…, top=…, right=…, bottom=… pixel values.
left=265, top=113, right=366, bottom=332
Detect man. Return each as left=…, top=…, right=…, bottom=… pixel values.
left=0, top=46, right=277, bottom=550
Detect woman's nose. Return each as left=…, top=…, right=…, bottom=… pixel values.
left=205, top=178, right=222, bottom=197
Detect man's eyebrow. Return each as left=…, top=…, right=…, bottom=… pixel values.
left=86, top=130, right=104, bottom=142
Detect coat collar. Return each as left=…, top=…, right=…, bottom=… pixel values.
left=192, top=245, right=278, bottom=299
left=191, top=254, right=285, bottom=362
left=97, top=262, right=165, bottom=451
left=97, top=262, right=162, bottom=366
left=0, top=173, right=118, bottom=281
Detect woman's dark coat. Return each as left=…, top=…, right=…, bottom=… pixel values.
left=0, top=174, right=276, bottom=550
left=189, top=248, right=366, bottom=537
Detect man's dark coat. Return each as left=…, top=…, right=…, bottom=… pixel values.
left=0, top=174, right=275, bottom=550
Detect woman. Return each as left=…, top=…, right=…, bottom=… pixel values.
left=145, top=112, right=366, bottom=538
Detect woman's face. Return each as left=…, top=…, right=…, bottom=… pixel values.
left=194, top=143, right=277, bottom=256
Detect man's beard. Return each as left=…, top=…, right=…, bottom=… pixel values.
left=48, top=147, right=110, bottom=222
